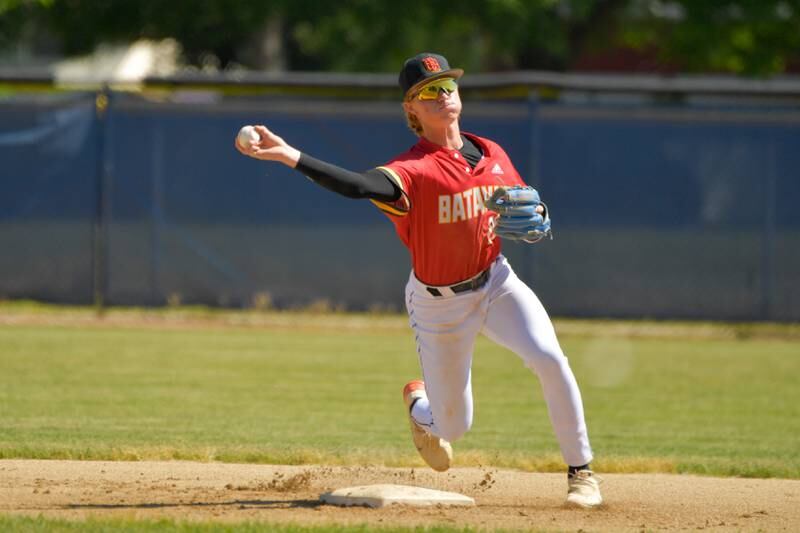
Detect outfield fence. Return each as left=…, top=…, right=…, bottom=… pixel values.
left=1, top=73, right=799, bottom=320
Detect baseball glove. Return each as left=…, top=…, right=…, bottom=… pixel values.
left=486, top=186, right=552, bottom=244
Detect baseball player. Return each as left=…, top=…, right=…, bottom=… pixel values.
left=236, top=52, right=602, bottom=508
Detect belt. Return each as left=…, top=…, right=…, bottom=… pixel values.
left=425, top=268, right=491, bottom=297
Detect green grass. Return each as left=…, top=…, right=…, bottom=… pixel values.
left=0, top=309, right=798, bottom=478
left=0, top=515, right=486, bottom=533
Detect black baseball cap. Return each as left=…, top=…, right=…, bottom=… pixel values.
left=399, top=52, right=464, bottom=98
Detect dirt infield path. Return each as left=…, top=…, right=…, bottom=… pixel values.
left=1, top=460, right=799, bottom=531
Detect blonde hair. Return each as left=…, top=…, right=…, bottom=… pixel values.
left=404, top=109, right=423, bottom=137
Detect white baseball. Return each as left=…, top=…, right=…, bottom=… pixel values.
left=237, top=125, right=260, bottom=148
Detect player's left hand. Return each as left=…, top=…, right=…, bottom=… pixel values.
left=486, top=186, right=552, bottom=244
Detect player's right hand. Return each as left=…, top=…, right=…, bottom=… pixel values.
left=235, top=125, right=301, bottom=168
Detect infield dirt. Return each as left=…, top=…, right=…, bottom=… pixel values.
left=1, top=460, right=798, bottom=531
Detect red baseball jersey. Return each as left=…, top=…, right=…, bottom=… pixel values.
left=372, top=132, right=525, bottom=286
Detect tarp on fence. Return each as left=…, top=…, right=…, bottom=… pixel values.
left=0, top=93, right=100, bottom=303
left=2, top=89, right=798, bottom=320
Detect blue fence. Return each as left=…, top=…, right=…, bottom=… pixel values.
left=1, top=88, right=799, bottom=320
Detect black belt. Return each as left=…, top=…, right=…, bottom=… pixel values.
left=426, top=268, right=491, bottom=297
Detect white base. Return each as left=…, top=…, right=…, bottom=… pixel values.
left=320, top=483, right=475, bottom=508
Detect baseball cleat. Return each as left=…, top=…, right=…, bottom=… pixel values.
left=403, top=380, right=452, bottom=472
left=565, top=469, right=603, bottom=508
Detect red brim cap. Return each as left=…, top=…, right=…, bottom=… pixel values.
left=404, top=69, right=464, bottom=99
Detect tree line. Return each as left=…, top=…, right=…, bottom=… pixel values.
left=1, top=0, right=799, bottom=76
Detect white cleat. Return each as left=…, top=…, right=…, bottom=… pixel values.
left=565, top=469, right=603, bottom=508
left=403, top=380, right=452, bottom=472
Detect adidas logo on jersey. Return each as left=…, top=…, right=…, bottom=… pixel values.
left=491, top=163, right=504, bottom=175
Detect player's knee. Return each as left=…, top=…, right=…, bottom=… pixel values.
left=437, top=422, right=469, bottom=443
left=524, top=346, right=569, bottom=379
left=435, top=411, right=472, bottom=442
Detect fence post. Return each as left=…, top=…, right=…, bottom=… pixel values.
left=760, top=141, right=777, bottom=320
left=150, top=124, right=164, bottom=306
left=524, top=87, right=541, bottom=283
left=92, top=86, right=111, bottom=315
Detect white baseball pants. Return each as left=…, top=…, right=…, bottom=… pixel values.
left=405, top=255, right=593, bottom=467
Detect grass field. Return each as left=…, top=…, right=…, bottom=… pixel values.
left=0, top=516, right=468, bottom=533
left=1, top=303, right=798, bottom=479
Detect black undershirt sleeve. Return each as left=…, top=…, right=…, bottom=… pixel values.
left=295, top=153, right=401, bottom=203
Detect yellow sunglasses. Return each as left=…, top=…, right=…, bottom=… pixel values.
left=413, top=78, right=458, bottom=100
